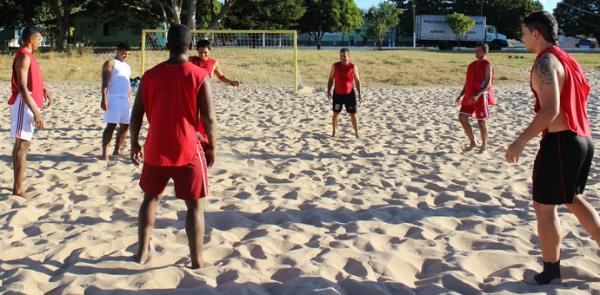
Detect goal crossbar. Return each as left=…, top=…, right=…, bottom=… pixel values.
left=141, top=29, right=299, bottom=92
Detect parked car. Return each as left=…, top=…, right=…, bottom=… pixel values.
left=576, top=39, right=595, bottom=48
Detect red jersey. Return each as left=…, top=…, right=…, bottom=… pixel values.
left=140, top=62, right=209, bottom=166
left=462, top=59, right=495, bottom=107
left=190, top=56, right=217, bottom=78
left=189, top=56, right=215, bottom=142
left=531, top=46, right=591, bottom=137
left=8, top=48, right=44, bottom=109
left=333, top=62, right=355, bottom=95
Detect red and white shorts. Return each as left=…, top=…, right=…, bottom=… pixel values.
left=10, top=93, right=37, bottom=141
left=459, top=95, right=490, bottom=120
left=139, top=148, right=209, bottom=200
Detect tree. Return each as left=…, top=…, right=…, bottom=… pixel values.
left=299, top=0, right=363, bottom=49
left=0, top=0, right=49, bottom=30
left=225, top=0, right=305, bottom=30
left=446, top=12, right=475, bottom=50
left=554, top=0, right=600, bottom=42
left=47, top=0, right=91, bottom=50
left=480, top=0, right=542, bottom=39
left=365, top=1, right=400, bottom=49
left=208, top=0, right=235, bottom=29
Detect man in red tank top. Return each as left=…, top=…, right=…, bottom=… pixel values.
left=190, top=39, right=241, bottom=87
left=130, top=24, right=217, bottom=269
left=327, top=48, right=362, bottom=138
left=505, top=11, right=598, bottom=285
left=455, top=43, right=494, bottom=153
left=8, top=26, right=51, bottom=199
left=190, top=39, right=239, bottom=147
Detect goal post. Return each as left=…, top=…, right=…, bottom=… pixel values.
left=141, top=29, right=299, bottom=93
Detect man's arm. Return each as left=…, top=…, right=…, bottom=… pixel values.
left=101, top=59, right=114, bottom=111
left=16, top=54, right=43, bottom=128
left=198, top=78, right=217, bottom=167
left=472, top=64, right=493, bottom=102
left=327, top=65, right=335, bottom=100
left=130, top=83, right=145, bottom=165
left=354, top=65, right=362, bottom=103
left=214, top=62, right=240, bottom=87
left=455, top=83, right=466, bottom=105
left=506, top=53, right=560, bottom=163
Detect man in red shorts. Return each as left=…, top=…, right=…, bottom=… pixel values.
left=129, top=24, right=216, bottom=269
left=455, top=42, right=495, bottom=153
left=506, top=11, right=599, bottom=285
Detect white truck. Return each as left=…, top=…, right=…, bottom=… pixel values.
left=416, top=15, right=508, bottom=50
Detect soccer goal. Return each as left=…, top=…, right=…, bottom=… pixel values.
left=141, top=29, right=300, bottom=92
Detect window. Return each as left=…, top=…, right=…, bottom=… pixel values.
left=103, top=22, right=117, bottom=36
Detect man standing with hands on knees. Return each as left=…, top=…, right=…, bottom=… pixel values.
left=130, top=24, right=216, bottom=269
left=506, top=11, right=599, bottom=285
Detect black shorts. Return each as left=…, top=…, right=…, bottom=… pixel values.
left=532, top=131, right=594, bottom=205
left=332, top=90, right=357, bottom=113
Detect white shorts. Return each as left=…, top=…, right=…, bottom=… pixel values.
left=103, top=95, right=131, bottom=124
left=10, top=93, right=36, bottom=141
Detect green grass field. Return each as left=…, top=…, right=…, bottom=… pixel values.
left=1, top=49, right=599, bottom=87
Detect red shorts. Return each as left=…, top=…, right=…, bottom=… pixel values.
left=139, top=149, right=209, bottom=200
left=460, top=98, right=490, bottom=120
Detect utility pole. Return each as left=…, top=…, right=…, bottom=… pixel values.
left=413, top=1, right=416, bottom=48
left=480, top=0, right=483, bottom=15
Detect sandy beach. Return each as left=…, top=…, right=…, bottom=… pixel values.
left=0, top=73, right=599, bottom=293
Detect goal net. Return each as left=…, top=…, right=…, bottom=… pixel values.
left=141, top=29, right=300, bottom=92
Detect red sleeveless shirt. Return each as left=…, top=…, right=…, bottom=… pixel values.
left=462, top=59, right=495, bottom=106
left=334, top=62, right=355, bottom=95
left=531, top=46, right=591, bottom=137
left=141, top=62, right=208, bottom=166
left=190, top=56, right=217, bottom=78
left=8, top=48, right=44, bottom=109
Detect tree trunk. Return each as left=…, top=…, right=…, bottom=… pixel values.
left=48, top=0, right=69, bottom=51
left=208, top=0, right=235, bottom=29
left=165, top=0, right=182, bottom=24
left=311, top=32, right=323, bottom=50
left=187, top=0, right=196, bottom=29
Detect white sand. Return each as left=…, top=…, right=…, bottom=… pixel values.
left=0, top=74, right=599, bottom=294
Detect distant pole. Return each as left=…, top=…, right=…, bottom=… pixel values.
left=480, top=0, right=483, bottom=15
left=412, top=1, right=416, bottom=48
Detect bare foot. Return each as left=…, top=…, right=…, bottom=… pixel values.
left=190, top=260, right=206, bottom=269
left=355, top=133, right=359, bottom=139
left=462, top=143, right=476, bottom=153
left=331, top=131, right=336, bottom=138
left=133, top=251, right=151, bottom=265
left=101, top=150, right=110, bottom=161
left=478, top=146, right=487, bottom=154
left=12, top=190, right=30, bottom=199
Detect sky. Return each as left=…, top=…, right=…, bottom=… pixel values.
left=355, top=0, right=560, bottom=11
